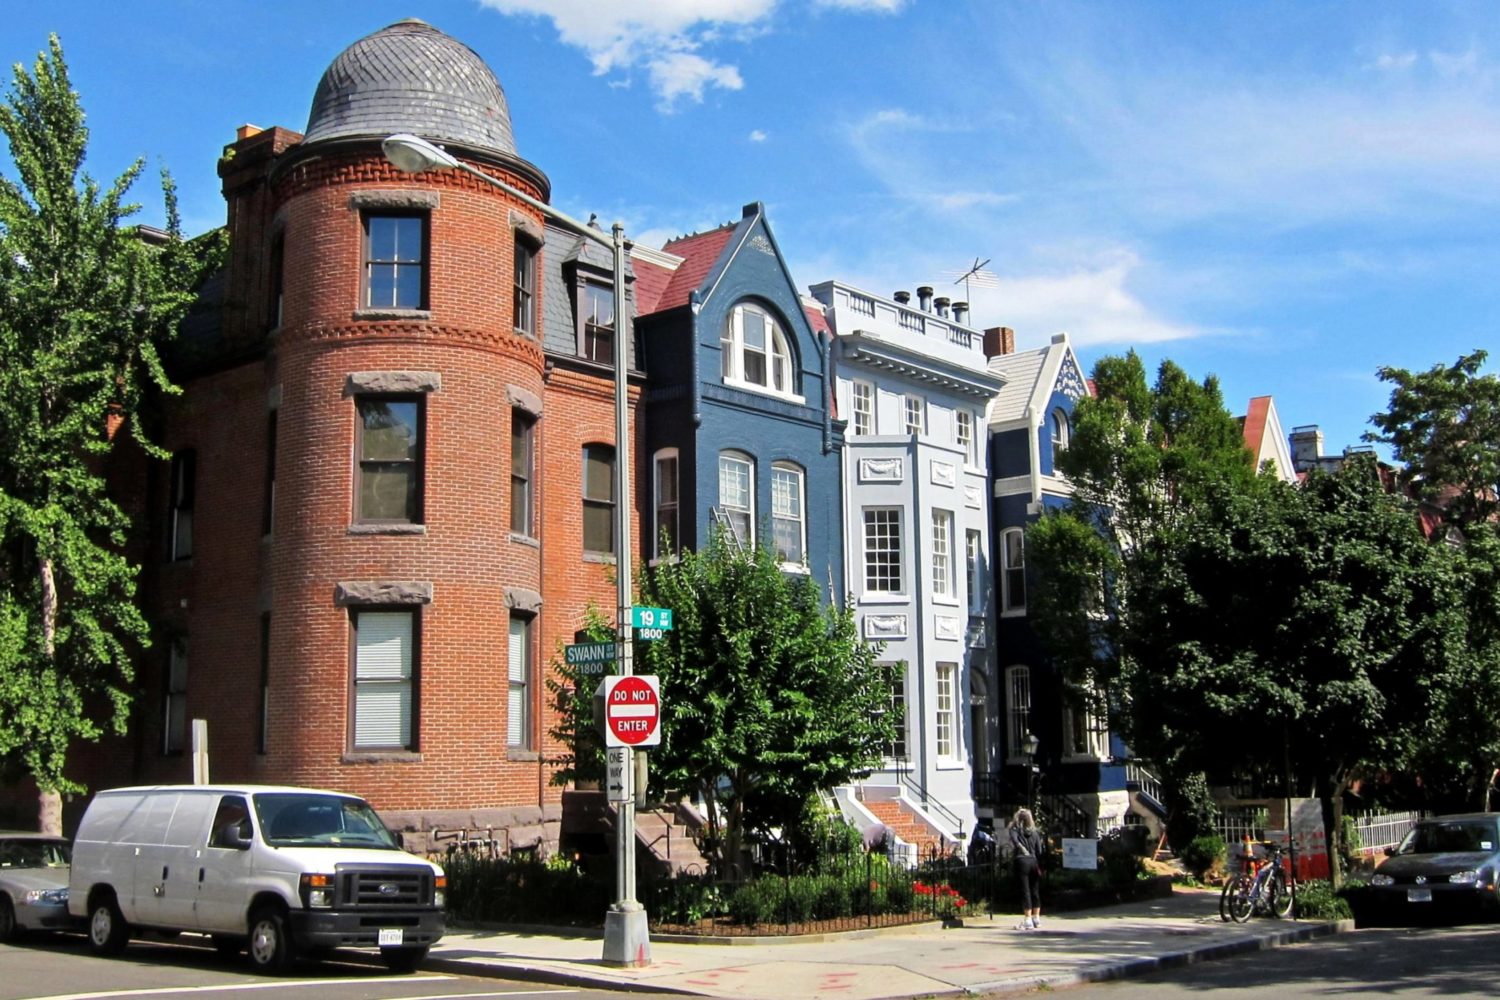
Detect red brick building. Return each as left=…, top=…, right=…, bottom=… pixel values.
left=26, top=19, right=643, bottom=853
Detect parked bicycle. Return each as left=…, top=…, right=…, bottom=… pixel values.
left=1220, top=839, right=1294, bottom=922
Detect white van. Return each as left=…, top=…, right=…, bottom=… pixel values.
left=68, top=784, right=445, bottom=973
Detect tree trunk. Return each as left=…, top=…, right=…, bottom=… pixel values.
left=1316, top=771, right=1347, bottom=890
left=37, top=557, right=62, bottom=836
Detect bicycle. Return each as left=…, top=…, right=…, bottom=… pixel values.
left=1222, top=840, right=1294, bottom=922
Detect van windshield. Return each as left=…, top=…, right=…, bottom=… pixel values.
left=253, top=793, right=401, bottom=849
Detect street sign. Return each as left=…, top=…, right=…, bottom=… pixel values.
left=601, top=674, right=662, bottom=747
left=605, top=747, right=629, bottom=802
left=630, top=606, right=674, bottom=630
left=565, top=641, right=616, bottom=674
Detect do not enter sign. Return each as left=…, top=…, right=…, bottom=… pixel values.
left=600, top=675, right=662, bottom=747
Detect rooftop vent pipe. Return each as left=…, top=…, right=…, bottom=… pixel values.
left=894, top=290, right=911, bottom=305
left=953, top=301, right=969, bottom=325
left=934, top=296, right=950, bottom=319
left=917, top=286, right=933, bottom=312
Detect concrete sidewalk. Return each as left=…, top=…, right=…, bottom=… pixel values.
left=414, top=888, right=1353, bottom=998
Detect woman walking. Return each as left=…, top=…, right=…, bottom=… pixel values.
left=1009, top=808, right=1045, bottom=930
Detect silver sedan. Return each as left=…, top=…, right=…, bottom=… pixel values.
left=0, top=834, right=72, bottom=940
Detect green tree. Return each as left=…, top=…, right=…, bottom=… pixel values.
left=1366, top=349, right=1500, bottom=535
left=628, top=533, right=892, bottom=878
left=0, top=37, right=217, bottom=831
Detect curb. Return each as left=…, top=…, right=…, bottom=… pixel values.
left=966, top=918, right=1354, bottom=996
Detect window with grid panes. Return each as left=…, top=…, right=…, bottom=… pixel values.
left=851, top=380, right=874, bottom=436
left=956, top=409, right=975, bottom=464
left=363, top=214, right=426, bottom=309
left=966, top=529, right=983, bottom=613
left=582, top=282, right=614, bottom=364
left=882, top=662, right=907, bottom=758
left=511, top=410, right=535, bottom=536
left=1006, top=665, right=1032, bottom=760
left=163, top=637, right=188, bottom=754
left=654, top=450, right=679, bottom=558
left=931, top=509, right=954, bottom=597
left=1002, top=528, right=1026, bottom=612
left=936, top=662, right=956, bottom=758
left=514, top=237, right=536, bottom=335
left=904, top=394, right=925, bottom=435
left=771, top=462, right=805, bottom=565
left=718, top=452, right=754, bottom=547
left=356, top=397, right=423, bottom=523
left=583, top=444, right=615, bottom=554
left=863, top=508, right=903, bottom=593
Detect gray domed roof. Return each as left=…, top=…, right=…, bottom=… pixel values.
left=303, top=19, right=516, bottom=156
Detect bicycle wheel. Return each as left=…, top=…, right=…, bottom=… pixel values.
left=1226, top=873, right=1255, bottom=923
left=1218, top=876, right=1235, bottom=922
left=1267, top=869, right=1294, bottom=919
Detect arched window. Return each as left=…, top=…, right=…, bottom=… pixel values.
left=1001, top=527, right=1026, bottom=614
left=1050, top=408, right=1070, bottom=458
left=721, top=302, right=794, bottom=395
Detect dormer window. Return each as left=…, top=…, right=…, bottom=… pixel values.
left=581, top=282, right=615, bottom=365
left=721, top=302, right=794, bottom=395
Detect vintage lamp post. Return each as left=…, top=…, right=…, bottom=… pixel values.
left=381, top=134, right=648, bottom=966
left=1021, top=731, right=1041, bottom=813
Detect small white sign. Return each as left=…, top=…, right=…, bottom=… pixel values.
left=1062, top=838, right=1098, bottom=870
left=378, top=928, right=404, bottom=946
left=606, top=746, right=629, bottom=803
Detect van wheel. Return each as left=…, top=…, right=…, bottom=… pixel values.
left=88, top=893, right=130, bottom=956
left=381, top=944, right=429, bottom=973
left=246, top=905, right=294, bottom=974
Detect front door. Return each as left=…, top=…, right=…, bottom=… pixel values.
left=195, top=795, right=256, bottom=934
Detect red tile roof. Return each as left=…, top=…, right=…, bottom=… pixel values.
left=631, top=257, right=677, bottom=316
left=651, top=224, right=738, bottom=314
left=1241, top=395, right=1271, bottom=454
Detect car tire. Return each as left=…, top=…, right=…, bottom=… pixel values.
left=246, top=905, right=295, bottom=975
left=87, top=892, right=131, bottom=956
left=381, top=944, right=429, bottom=973
left=0, top=896, right=18, bottom=942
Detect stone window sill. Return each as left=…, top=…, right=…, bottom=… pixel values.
left=342, top=751, right=423, bottom=764
left=349, top=523, right=427, bottom=536
left=354, top=308, right=431, bottom=323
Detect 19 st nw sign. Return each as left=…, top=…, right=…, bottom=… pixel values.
left=601, top=675, right=662, bottom=747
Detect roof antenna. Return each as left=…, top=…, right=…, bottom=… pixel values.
left=942, top=257, right=999, bottom=304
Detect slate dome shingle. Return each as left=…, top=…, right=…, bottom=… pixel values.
left=303, top=18, right=516, bottom=157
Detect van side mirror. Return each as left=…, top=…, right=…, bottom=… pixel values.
left=1383, top=845, right=1395, bottom=857
left=223, top=822, right=253, bottom=851
left=394, top=830, right=405, bottom=850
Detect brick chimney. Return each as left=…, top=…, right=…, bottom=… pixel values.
left=983, top=326, right=1016, bottom=357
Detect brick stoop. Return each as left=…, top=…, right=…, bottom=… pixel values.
left=865, top=799, right=947, bottom=857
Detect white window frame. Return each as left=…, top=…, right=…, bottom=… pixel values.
left=721, top=301, right=800, bottom=399
left=931, top=509, right=955, bottom=599
left=936, top=662, right=957, bottom=759
left=862, top=507, right=904, bottom=595
left=1006, top=664, right=1032, bottom=762
left=851, top=380, right=874, bottom=436
left=1001, top=527, right=1026, bottom=615
left=904, top=394, right=926, bottom=436
left=1050, top=408, right=1070, bottom=458
left=718, top=451, right=755, bottom=548
left=881, top=661, right=908, bottom=760
left=507, top=613, right=533, bottom=748
left=956, top=409, right=975, bottom=465
left=352, top=609, right=416, bottom=751
left=771, top=461, right=806, bottom=568
left=966, top=528, right=984, bottom=614
left=1063, top=695, right=1110, bottom=762
left=653, top=448, right=679, bottom=560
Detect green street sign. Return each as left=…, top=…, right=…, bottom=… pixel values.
left=631, top=606, right=674, bottom=630
left=565, top=641, right=616, bottom=674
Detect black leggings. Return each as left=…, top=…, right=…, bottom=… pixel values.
left=1015, top=858, right=1041, bottom=911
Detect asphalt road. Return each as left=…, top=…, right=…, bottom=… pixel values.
left=1037, top=920, right=1500, bottom=999
left=0, top=932, right=678, bottom=1000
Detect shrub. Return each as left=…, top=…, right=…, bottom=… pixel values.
left=1179, top=834, right=1226, bottom=880
left=1166, top=772, right=1220, bottom=851
left=444, top=852, right=611, bottom=926
left=885, top=874, right=915, bottom=913
left=814, top=874, right=854, bottom=918
left=1292, top=879, right=1354, bottom=921
left=727, top=877, right=783, bottom=926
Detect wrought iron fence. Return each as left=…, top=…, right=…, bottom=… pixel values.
left=1352, top=809, right=1422, bottom=853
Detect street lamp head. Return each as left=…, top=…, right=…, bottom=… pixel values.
left=1022, top=732, right=1040, bottom=757
left=382, top=133, right=460, bottom=173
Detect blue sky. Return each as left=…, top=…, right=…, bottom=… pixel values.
left=5, top=1, right=1497, bottom=456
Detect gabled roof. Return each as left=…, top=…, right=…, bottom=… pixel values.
left=985, top=333, right=1086, bottom=427
left=650, top=224, right=738, bottom=314
left=631, top=256, right=677, bottom=315
left=1237, top=395, right=1296, bottom=482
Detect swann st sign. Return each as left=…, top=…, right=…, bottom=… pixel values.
left=565, top=641, right=615, bottom=674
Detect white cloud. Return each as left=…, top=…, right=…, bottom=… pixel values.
left=814, top=0, right=908, bottom=12
left=1430, top=46, right=1481, bottom=78
left=748, top=129, right=768, bottom=142
left=646, top=51, right=744, bottom=107
left=1374, top=52, right=1418, bottom=71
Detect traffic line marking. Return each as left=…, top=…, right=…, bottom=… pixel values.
left=29, top=978, right=453, bottom=1000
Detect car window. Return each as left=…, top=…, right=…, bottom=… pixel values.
left=252, top=793, right=399, bottom=849
left=208, top=795, right=252, bottom=848
left=0, top=838, right=71, bottom=868
left=1398, top=820, right=1498, bottom=854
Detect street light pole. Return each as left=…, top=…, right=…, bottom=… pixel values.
left=382, top=134, right=649, bottom=967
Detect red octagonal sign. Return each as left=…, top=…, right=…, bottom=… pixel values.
left=603, top=675, right=661, bottom=747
